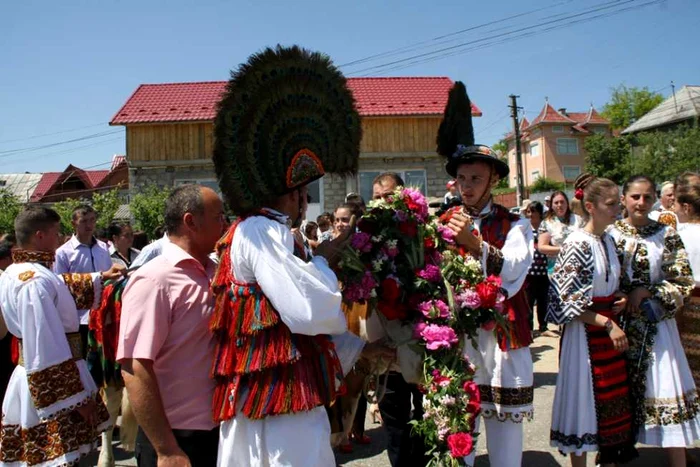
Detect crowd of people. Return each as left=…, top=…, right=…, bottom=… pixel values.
left=0, top=45, right=699, bottom=467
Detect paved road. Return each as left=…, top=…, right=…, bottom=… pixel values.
left=95, top=332, right=700, bottom=466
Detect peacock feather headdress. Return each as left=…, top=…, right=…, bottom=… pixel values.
left=437, top=81, right=509, bottom=179
left=213, top=45, right=362, bottom=215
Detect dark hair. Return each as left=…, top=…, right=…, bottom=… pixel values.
left=15, top=207, right=61, bottom=246
left=544, top=190, right=572, bottom=223
left=154, top=225, right=166, bottom=239
left=528, top=201, right=544, bottom=217
left=303, top=221, right=318, bottom=238
left=345, top=193, right=365, bottom=206
left=623, top=175, right=656, bottom=195
left=674, top=171, right=700, bottom=217
left=372, top=172, right=405, bottom=188
left=574, top=173, right=618, bottom=221
left=0, top=240, right=14, bottom=261
left=164, top=184, right=205, bottom=234
left=132, top=230, right=148, bottom=250
left=107, top=222, right=131, bottom=240
left=316, top=213, right=333, bottom=229
left=335, top=203, right=362, bottom=219
left=71, top=204, right=96, bottom=222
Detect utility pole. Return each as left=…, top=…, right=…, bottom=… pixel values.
left=671, top=81, right=679, bottom=114
left=509, top=94, right=525, bottom=206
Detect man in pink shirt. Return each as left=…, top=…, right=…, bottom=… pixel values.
left=118, top=184, right=225, bottom=467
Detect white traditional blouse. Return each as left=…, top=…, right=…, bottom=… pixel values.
left=539, top=213, right=582, bottom=248
left=546, top=229, right=620, bottom=324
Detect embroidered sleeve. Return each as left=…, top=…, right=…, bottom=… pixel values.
left=657, top=212, right=678, bottom=230
left=546, top=239, right=594, bottom=324
left=650, top=229, right=694, bottom=319
left=18, top=279, right=90, bottom=419
left=485, top=244, right=504, bottom=276
left=59, top=272, right=103, bottom=310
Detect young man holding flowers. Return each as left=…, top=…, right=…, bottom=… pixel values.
left=438, top=82, right=534, bottom=467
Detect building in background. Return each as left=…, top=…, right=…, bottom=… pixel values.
left=622, top=85, right=700, bottom=134
left=504, top=101, right=611, bottom=187
left=0, top=173, right=44, bottom=203
left=109, top=78, right=482, bottom=217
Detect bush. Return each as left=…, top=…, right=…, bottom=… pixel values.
left=530, top=177, right=564, bottom=194
left=131, top=184, right=170, bottom=240
left=0, top=189, right=22, bottom=236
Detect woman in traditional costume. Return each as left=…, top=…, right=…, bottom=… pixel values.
left=548, top=174, right=637, bottom=467
left=674, top=173, right=700, bottom=388
left=609, top=175, right=700, bottom=467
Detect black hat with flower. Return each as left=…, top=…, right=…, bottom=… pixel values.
left=213, top=45, right=362, bottom=216
left=437, top=81, right=509, bottom=180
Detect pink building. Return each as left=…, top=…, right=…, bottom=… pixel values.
left=505, top=101, right=611, bottom=187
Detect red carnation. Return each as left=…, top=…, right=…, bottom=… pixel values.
left=398, top=220, right=418, bottom=238
left=378, top=301, right=408, bottom=320
left=380, top=278, right=401, bottom=304
left=424, top=236, right=435, bottom=249
left=475, top=281, right=499, bottom=309
left=447, top=432, right=474, bottom=458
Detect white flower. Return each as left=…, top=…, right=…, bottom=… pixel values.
left=440, top=395, right=456, bottom=407
left=385, top=239, right=398, bottom=249
left=370, top=289, right=378, bottom=298
left=371, top=235, right=384, bottom=243
left=372, top=259, right=384, bottom=272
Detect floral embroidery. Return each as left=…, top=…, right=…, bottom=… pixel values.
left=27, top=360, right=84, bottom=409
left=11, top=249, right=54, bottom=269
left=60, top=273, right=95, bottom=310
left=485, top=244, right=504, bottom=276
left=657, top=211, right=677, bottom=230
left=0, top=397, right=110, bottom=465
left=644, top=390, right=700, bottom=426
left=546, top=240, right=594, bottom=324
left=285, top=149, right=325, bottom=189
left=482, top=408, right=533, bottom=423
left=478, top=385, right=533, bottom=407
left=18, top=271, right=35, bottom=282
left=550, top=430, right=597, bottom=449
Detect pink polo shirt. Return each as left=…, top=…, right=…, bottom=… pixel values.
left=117, top=242, right=217, bottom=430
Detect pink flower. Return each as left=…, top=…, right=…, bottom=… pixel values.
left=431, top=369, right=452, bottom=387
left=350, top=232, right=373, bottom=253
left=437, top=224, right=455, bottom=244
left=456, top=289, right=481, bottom=310
left=447, top=432, right=474, bottom=458
left=417, top=264, right=442, bottom=283
left=343, top=271, right=378, bottom=302
left=418, top=300, right=451, bottom=319
left=402, top=188, right=429, bottom=221
left=413, top=321, right=427, bottom=339
left=481, top=320, right=496, bottom=331
left=419, top=324, right=459, bottom=350
left=383, top=244, right=399, bottom=258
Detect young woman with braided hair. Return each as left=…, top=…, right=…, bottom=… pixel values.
left=547, top=173, right=637, bottom=467
left=609, top=175, right=699, bottom=467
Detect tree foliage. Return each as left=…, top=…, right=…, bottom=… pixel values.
left=633, top=124, right=700, bottom=182
left=530, top=177, right=564, bottom=194
left=601, top=85, right=664, bottom=131
left=131, top=184, right=170, bottom=240
left=0, top=189, right=22, bottom=236
left=53, top=198, right=85, bottom=236
left=584, top=134, right=632, bottom=185
left=92, top=188, right=122, bottom=231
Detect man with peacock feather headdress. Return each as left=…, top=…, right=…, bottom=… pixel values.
left=439, top=82, right=534, bottom=467
left=209, top=45, right=363, bottom=466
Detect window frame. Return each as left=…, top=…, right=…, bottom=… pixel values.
left=528, top=141, right=540, bottom=158
left=531, top=170, right=541, bottom=181
left=556, top=138, right=579, bottom=156
left=562, top=165, right=581, bottom=181
left=552, top=125, right=565, bottom=134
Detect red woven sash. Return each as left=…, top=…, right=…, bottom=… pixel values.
left=585, top=295, right=637, bottom=464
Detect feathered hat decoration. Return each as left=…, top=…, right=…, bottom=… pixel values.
left=437, top=81, right=509, bottom=179
left=213, top=45, right=362, bottom=215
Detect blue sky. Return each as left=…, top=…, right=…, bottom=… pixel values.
left=1, top=0, right=698, bottom=173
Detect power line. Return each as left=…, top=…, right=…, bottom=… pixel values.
left=0, top=122, right=108, bottom=145
left=1, top=137, right=124, bottom=166
left=346, top=0, right=661, bottom=76
left=0, top=129, right=123, bottom=158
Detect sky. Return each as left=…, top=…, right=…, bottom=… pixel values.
left=1, top=0, right=699, bottom=174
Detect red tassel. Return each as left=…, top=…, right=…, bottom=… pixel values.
left=10, top=336, right=19, bottom=365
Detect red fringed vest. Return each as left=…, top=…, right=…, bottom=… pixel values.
left=478, top=204, right=533, bottom=352
left=210, top=215, right=344, bottom=422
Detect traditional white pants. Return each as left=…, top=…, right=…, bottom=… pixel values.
left=463, top=415, right=524, bottom=467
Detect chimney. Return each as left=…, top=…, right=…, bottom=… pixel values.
left=558, top=108, right=567, bottom=116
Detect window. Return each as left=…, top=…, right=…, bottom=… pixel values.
left=552, top=125, right=564, bottom=133
left=531, top=170, right=540, bottom=181
left=306, top=177, right=324, bottom=221
left=562, top=166, right=581, bottom=181
left=556, top=138, right=579, bottom=155
left=529, top=142, right=540, bottom=157
left=358, top=169, right=427, bottom=203
left=592, top=127, right=607, bottom=135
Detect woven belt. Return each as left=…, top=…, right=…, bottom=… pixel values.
left=17, top=332, right=83, bottom=367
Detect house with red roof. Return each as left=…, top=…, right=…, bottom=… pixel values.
left=504, top=101, right=611, bottom=187
left=29, top=155, right=129, bottom=203
left=110, top=77, right=481, bottom=215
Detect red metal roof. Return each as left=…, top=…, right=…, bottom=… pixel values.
left=110, top=77, right=482, bottom=125
left=86, top=170, right=110, bottom=187
left=30, top=173, right=62, bottom=202
left=30, top=166, right=117, bottom=202
left=530, top=102, right=576, bottom=126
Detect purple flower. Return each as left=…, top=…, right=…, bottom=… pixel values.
left=456, top=289, right=481, bottom=310
left=343, top=271, right=377, bottom=302
left=418, top=264, right=442, bottom=283
left=350, top=232, right=373, bottom=253
left=394, top=210, right=408, bottom=222
left=437, top=224, right=456, bottom=244
left=413, top=321, right=427, bottom=339
left=419, top=300, right=451, bottom=319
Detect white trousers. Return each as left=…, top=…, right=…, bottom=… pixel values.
left=464, top=415, right=524, bottom=467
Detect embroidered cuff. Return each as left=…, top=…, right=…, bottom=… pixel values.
left=649, top=282, right=684, bottom=320
left=485, top=243, right=505, bottom=276
left=60, top=273, right=102, bottom=310
left=27, top=360, right=87, bottom=417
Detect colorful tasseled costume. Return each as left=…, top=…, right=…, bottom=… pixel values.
left=210, top=218, right=344, bottom=422
left=87, top=279, right=127, bottom=388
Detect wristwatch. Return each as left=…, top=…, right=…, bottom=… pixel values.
left=604, top=317, right=614, bottom=333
